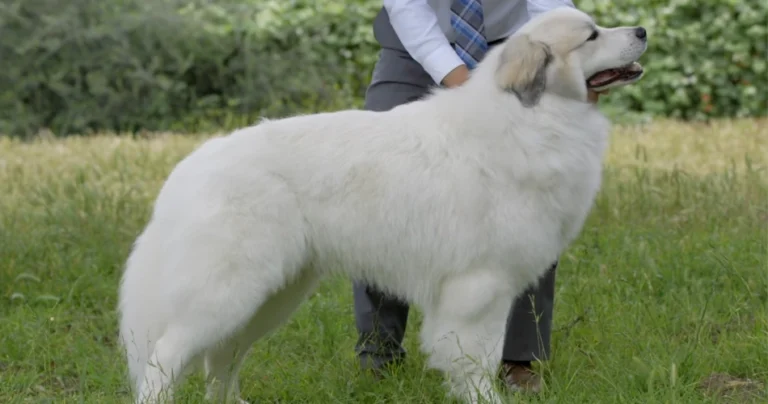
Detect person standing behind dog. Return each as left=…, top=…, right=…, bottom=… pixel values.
left=352, top=0, right=604, bottom=392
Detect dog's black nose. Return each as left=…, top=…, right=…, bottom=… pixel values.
left=635, top=27, right=647, bottom=40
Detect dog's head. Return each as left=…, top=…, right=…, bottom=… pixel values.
left=493, top=7, right=648, bottom=106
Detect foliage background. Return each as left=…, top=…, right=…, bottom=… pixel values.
left=0, top=0, right=766, bottom=138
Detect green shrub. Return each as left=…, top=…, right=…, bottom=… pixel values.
left=0, top=0, right=379, bottom=137
left=0, top=0, right=765, bottom=137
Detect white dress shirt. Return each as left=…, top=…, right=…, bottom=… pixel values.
left=383, top=0, right=576, bottom=84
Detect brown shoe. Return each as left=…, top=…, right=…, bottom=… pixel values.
left=499, top=361, right=542, bottom=393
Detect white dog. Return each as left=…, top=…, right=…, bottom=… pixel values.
left=118, top=7, right=647, bottom=404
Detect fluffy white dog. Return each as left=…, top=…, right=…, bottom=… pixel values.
left=118, top=7, right=647, bottom=404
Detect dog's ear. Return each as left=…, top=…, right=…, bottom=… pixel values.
left=494, top=35, right=553, bottom=107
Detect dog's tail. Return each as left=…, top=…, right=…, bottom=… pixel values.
left=117, top=225, right=168, bottom=394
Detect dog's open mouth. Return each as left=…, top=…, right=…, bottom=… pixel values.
left=586, top=62, right=644, bottom=89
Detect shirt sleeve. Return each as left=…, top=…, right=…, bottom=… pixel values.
left=383, top=0, right=465, bottom=85
left=526, top=0, right=576, bottom=20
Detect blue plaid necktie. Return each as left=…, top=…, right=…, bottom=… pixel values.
left=450, top=0, right=488, bottom=69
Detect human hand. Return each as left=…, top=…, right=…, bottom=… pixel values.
left=441, top=65, right=470, bottom=88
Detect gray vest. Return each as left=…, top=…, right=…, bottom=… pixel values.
left=372, top=7, right=408, bottom=51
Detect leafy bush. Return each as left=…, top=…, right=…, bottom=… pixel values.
left=0, top=0, right=379, bottom=137
left=0, top=0, right=764, bottom=137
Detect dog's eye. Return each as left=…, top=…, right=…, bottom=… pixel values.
left=587, top=31, right=599, bottom=41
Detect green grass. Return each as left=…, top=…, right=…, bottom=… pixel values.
left=1, top=119, right=766, bottom=403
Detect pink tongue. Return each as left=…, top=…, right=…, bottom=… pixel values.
left=589, top=70, right=619, bottom=86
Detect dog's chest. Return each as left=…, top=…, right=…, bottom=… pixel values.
left=552, top=167, right=601, bottom=244
left=489, top=150, right=603, bottom=264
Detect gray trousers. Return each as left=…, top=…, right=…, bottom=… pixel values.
left=353, top=46, right=558, bottom=368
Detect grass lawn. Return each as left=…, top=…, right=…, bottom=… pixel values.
left=0, top=119, right=766, bottom=403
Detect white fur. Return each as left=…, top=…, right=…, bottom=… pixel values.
left=118, top=8, right=647, bottom=404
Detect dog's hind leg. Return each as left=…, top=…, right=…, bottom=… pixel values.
left=127, top=171, right=314, bottom=403
left=136, top=266, right=311, bottom=403
left=136, top=243, right=311, bottom=403
left=203, top=269, right=321, bottom=404
left=420, top=270, right=513, bottom=404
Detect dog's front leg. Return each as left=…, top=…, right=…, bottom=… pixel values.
left=420, top=270, right=513, bottom=404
